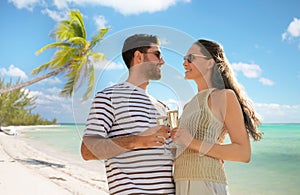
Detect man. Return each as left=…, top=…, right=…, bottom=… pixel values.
left=81, top=34, right=175, bottom=194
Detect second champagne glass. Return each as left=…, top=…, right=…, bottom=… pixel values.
left=167, top=109, right=179, bottom=157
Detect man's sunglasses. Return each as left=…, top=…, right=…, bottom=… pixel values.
left=144, top=51, right=163, bottom=60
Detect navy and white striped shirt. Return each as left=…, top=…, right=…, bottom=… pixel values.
left=84, top=82, right=175, bottom=195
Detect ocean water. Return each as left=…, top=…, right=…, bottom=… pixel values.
left=227, top=124, right=300, bottom=195
left=19, top=124, right=85, bottom=157
left=20, top=123, right=300, bottom=195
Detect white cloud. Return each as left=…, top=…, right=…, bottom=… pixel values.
left=41, top=9, right=68, bottom=21
left=60, top=0, right=190, bottom=15
left=28, top=89, right=72, bottom=112
left=94, top=60, right=124, bottom=70
left=35, top=97, right=52, bottom=104
left=61, top=103, right=73, bottom=113
left=94, top=15, right=108, bottom=29
left=27, top=90, right=43, bottom=97
left=26, top=88, right=74, bottom=121
left=10, top=0, right=191, bottom=18
left=53, top=0, right=68, bottom=9
left=46, top=87, right=61, bottom=94
left=231, top=62, right=274, bottom=87
left=231, top=62, right=262, bottom=78
left=27, top=90, right=51, bottom=104
left=255, top=103, right=300, bottom=123
left=282, top=18, right=300, bottom=41
left=38, top=77, right=62, bottom=85
left=282, top=32, right=287, bottom=41
left=0, top=64, right=28, bottom=79
left=29, top=90, right=64, bottom=102
left=107, top=0, right=182, bottom=15
left=8, top=0, right=42, bottom=11
left=259, top=77, right=274, bottom=86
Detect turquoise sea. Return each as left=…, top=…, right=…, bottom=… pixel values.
left=20, top=123, right=300, bottom=195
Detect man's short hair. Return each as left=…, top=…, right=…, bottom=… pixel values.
left=122, top=34, right=160, bottom=69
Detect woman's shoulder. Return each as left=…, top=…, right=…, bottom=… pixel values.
left=210, top=89, right=238, bottom=104
left=211, top=88, right=236, bottom=97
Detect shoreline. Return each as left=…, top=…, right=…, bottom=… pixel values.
left=2, top=124, right=299, bottom=194
left=0, top=129, right=108, bottom=194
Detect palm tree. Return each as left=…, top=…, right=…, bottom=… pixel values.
left=0, top=10, right=108, bottom=100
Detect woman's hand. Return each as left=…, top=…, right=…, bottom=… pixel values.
left=171, top=127, right=194, bottom=147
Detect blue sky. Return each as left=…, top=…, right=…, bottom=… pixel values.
left=1, top=0, right=299, bottom=123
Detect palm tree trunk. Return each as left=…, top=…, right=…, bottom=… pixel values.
left=0, top=65, right=68, bottom=94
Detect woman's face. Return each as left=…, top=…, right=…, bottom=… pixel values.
left=183, top=44, right=210, bottom=81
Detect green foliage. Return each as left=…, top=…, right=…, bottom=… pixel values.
left=0, top=78, right=56, bottom=126
left=0, top=9, right=108, bottom=99
left=32, top=9, right=109, bottom=100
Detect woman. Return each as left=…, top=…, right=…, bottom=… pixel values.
left=172, top=39, right=262, bottom=195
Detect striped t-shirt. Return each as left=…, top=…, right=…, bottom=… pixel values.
left=84, top=82, right=175, bottom=195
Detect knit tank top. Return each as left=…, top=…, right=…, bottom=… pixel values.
left=174, top=88, right=228, bottom=184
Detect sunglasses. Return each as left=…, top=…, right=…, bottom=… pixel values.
left=184, top=54, right=208, bottom=63
left=144, top=51, right=163, bottom=60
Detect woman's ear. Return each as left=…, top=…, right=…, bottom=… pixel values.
left=207, top=59, right=215, bottom=70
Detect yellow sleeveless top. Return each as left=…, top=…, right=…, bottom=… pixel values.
left=174, top=88, right=228, bottom=184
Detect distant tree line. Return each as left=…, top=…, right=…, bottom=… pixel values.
left=0, top=78, right=56, bottom=126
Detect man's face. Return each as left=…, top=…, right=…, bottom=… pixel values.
left=142, top=44, right=165, bottom=80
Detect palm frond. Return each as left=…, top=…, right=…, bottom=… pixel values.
left=60, top=74, right=76, bottom=97
left=90, top=28, right=109, bottom=49
left=52, top=10, right=86, bottom=41
left=73, top=57, right=88, bottom=91
left=60, top=58, right=86, bottom=98
left=69, top=10, right=86, bottom=39
left=82, top=64, right=95, bottom=101
left=53, top=21, right=75, bottom=41
left=50, top=47, right=76, bottom=69
left=30, top=62, right=51, bottom=75
left=35, top=42, right=71, bottom=55
left=1, top=10, right=109, bottom=98
left=68, top=37, right=88, bottom=46
left=90, top=51, right=105, bottom=63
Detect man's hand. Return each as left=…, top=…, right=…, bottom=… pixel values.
left=133, top=125, right=170, bottom=149
left=81, top=125, right=171, bottom=160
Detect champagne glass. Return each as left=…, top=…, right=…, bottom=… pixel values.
left=156, top=102, right=180, bottom=156
left=166, top=109, right=178, bottom=157
left=156, top=116, right=168, bottom=126
left=156, top=116, right=171, bottom=155
left=167, top=110, right=179, bottom=129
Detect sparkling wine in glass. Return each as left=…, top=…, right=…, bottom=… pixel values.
left=167, top=110, right=179, bottom=129
left=156, top=116, right=168, bottom=126
left=167, top=110, right=179, bottom=157
left=156, top=116, right=171, bottom=155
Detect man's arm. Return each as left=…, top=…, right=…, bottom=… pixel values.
left=81, top=125, right=170, bottom=160
left=81, top=135, right=135, bottom=160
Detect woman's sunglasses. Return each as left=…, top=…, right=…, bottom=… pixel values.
left=184, top=54, right=208, bottom=63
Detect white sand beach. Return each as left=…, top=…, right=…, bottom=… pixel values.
left=0, top=127, right=109, bottom=195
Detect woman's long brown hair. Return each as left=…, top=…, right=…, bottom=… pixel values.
left=197, top=39, right=263, bottom=141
